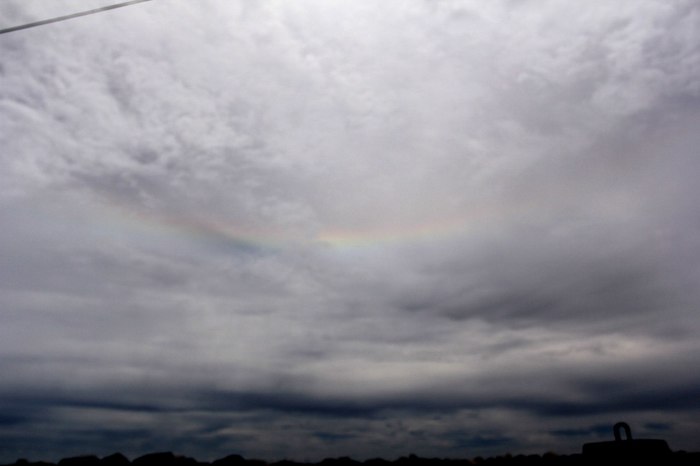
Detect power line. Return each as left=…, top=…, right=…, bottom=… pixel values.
left=0, top=0, right=154, bottom=35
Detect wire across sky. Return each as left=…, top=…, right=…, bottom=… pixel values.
left=0, top=0, right=154, bottom=35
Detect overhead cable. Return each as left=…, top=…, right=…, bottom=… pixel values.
left=0, top=0, right=154, bottom=35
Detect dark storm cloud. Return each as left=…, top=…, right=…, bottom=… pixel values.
left=0, top=413, right=28, bottom=428
left=510, top=384, right=700, bottom=418
left=443, top=433, right=516, bottom=451
left=8, top=351, right=699, bottom=424
left=197, top=379, right=700, bottom=420
left=550, top=425, right=611, bottom=439
left=398, top=256, right=667, bottom=327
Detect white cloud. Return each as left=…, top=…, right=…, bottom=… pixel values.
left=1, top=0, right=699, bottom=461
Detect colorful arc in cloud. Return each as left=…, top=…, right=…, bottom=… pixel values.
left=96, top=194, right=508, bottom=252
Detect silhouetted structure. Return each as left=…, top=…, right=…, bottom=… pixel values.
left=581, top=421, right=671, bottom=461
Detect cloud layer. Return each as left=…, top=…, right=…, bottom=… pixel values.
left=1, top=0, right=700, bottom=462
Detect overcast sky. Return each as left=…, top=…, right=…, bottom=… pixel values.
left=1, top=0, right=700, bottom=462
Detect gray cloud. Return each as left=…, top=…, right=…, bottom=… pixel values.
left=1, top=0, right=699, bottom=462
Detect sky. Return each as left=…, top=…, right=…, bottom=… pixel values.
left=1, top=0, right=699, bottom=462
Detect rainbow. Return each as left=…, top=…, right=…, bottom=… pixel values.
left=88, top=194, right=510, bottom=254
left=315, top=214, right=475, bottom=249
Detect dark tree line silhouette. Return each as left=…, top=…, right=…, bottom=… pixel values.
left=3, top=423, right=698, bottom=466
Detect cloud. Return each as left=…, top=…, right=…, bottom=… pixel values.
left=1, top=0, right=700, bottom=462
